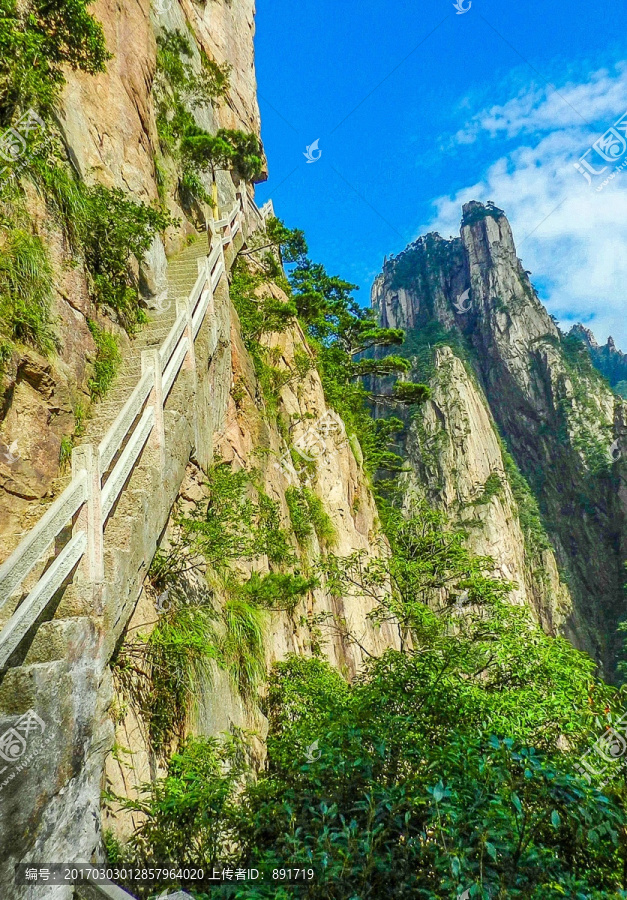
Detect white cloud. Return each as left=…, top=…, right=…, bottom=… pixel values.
left=453, top=62, right=627, bottom=143
left=425, top=64, right=627, bottom=349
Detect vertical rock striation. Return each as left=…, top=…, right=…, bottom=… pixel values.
left=372, top=201, right=627, bottom=671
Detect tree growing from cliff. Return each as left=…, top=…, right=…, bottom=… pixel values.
left=180, top=127, right=263, bottom=217
left=154, top=29, right=230, bottom=154
left=288, top=255, right=424, bottom=389
left=231, top=218, right=430, bottom=474
left=219, top=129, right=264, bottom=182
left=241, top=216, right=308, bottom=268
left=283, top=253, right=430, bottom=479
left=180, top=126, right=233, bottom=215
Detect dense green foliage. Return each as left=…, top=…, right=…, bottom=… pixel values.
left=0, top=228, right=55, bottom=352
left=114, top=734, right=245, bottom=871
left=86, top=319, right=120, bottom=400
left=230, top=219, right=430, bottom=475
left=2, top=154, right=175, bottom=344
left=235, top=648, right=623, bottom=899
left=285, top=485, right=336, bottom=549
left=1, top=147, right=173, bottom=362
left=180, top=126, right=264, bottom=193
left=265, top=216, right=308, bottom=264
left=172, top=461, right=296, bottom=574
left=395, top=319, right=475, bottom=381
left=230, top=260, right=297, bottom=346
left=0, top=0, right=108, bottom=125
left=285, top=238, right=431, bottom=471
left=461, top=201, right=506, bottom=228
left=113, top=505, right=627, bottom=899
left=229, top=260, right=299, bottom=413
left=81, top=184, right=174, bottom=328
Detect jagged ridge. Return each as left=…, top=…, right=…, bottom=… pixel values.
left=372, top=200, right=627, bottom=674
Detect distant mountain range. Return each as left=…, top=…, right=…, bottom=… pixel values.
left=569, top=324, right=627, bottom=398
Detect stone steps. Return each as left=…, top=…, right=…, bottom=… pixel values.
left=68, top=236, right=211, bottom=459
left=0, top=195, right=262, bottom=894
left=42, top=240, right=213, bottom=504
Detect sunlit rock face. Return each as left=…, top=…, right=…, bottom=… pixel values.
left=373, top=201, right=627, bottom=673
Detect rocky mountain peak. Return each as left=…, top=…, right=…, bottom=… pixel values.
left=569, top=324, right=627, bottom=394
left=371, top=201, right=627, bottom=673
left=570, top=323, right=599, bottom=349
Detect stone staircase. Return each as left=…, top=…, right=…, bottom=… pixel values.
left=79, top=235, right=212, bottom=448
left=0, top=190, right=267, bottom=899
left=3, top=237, right=215, bottom=664
left=49, top=234, right=213, bottom=498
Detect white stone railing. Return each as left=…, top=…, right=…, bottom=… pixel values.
left=0, top=186, right=273, bottom=669
left=259, top=199, right=275, bottom=220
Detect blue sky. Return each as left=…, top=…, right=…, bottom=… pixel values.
left=253, top=0, right=627, bottom=349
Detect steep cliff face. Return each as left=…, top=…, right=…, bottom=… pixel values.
left=0, top=0, right=263, bottom=566
left=397, top=345, right=572, bottom=636
left=61, top=0, right=262, bottom=201
left=372, top=201, right=627, bottom=671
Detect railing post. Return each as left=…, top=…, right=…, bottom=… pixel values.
left=238, top=180, right=248, bottom=229
left=208, top=218, right=226, bottom=289
left=223, top=212, right=232, bottom=247
left=176, top=296, right=197, bottom=373
left=216, top=223, right=227, bottom=280
left=72, top=444, right=104, bottom=584
left=141, top=349, right=166, bottom=469
left=197, top=255, right=209, bottom=279
left=176, top=295, right=200, bottom=453
left=208, top=218, right=225, bottom=266
left=196, top=256, right=218, bottom=356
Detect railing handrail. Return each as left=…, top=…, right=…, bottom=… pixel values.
left=0, top=187, right=264, bottom=667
